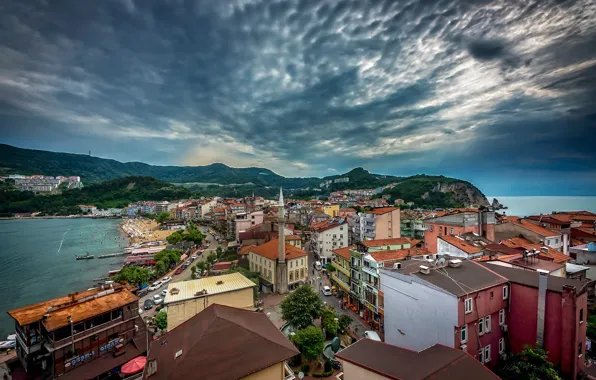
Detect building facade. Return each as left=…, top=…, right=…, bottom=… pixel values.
left=310, top=220, right=350, bottom=264
left=424, top=211, right=495, bottom=253
left=356, top=207, right=401, bottom=241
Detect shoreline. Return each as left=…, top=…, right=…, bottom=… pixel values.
left=0, top=215, right=122, bottom=221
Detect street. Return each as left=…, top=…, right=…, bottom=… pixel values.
left=137, top=225, right=222, bottom=320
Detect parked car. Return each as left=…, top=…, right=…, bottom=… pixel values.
left=137, top=289, right=149, bottom=298
left=175, top=267, right=184, bottom=275
left=148, top=281, right=162, bottom=291
left=364, top=331, right=381, bottom=341
left=191, top=254, right=197, bottom=260
left=161, top=289, right=168, bottom=297
left=143, top=299, right=154, bottom=310
left=321, top=286, right=332, bottom=296
left=152, top=294, right=163, bottom=305
left=161, top=276, right=172, bottom=283
left=313, top=261, right=322, bottom=271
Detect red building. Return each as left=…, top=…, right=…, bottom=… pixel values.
left=481, top=263, right=592, bottom=379
left=424, top=211, right=496, bottom=253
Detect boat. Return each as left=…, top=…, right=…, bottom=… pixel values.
left=0, top=341, right=15, bottom=350
left=76, top=254, right=95, bottom=260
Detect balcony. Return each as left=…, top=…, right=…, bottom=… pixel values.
left=48, top=316, right=127, bottom=351
left=334, top=263, right=350, bottom=277
left=331, top=273, right=350, bottom=292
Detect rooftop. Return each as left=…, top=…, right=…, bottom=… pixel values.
left=311, top=220, right=344, bottom=232
left=238, top=244, right=256, bottom=255
left=248, top=239, right=308, bottom=261
left=144, top=304, right=299, bottom=380
left=361, top=238, right=411, bottom=248
left=285, top=235, right=301, bottom=241
left=439, top=235, right=483, bottom=255
left=504, top=218, right=560, bottom=237
left=164, top=273, right=256, bottom=304
left=7, top=285, right=138, bottom=331
left=480, top=262, right=593, bottom=295
left=368, top=247, right=430, bottom=262
left=499, top=237, right=569, bottom=263
left=336, top=339, right=500, bottom=380
left=332, top=245, right=356, bottom=261
left=367, top=207, right=398, bottom=215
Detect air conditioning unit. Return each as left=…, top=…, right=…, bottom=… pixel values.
left=501, top=324, right=508, bottom=332
left=423, top=255, right=429, bottom=260
left=392, top=262, right=401, bottom=270
left=419, top=265, right=430, bottom=275
left=500, top=353, right=508, bottom=361
left=460, top=344, right=467, bottom=351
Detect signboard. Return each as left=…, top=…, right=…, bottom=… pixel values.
left=65, top=350, right=95, bottom=368
left=99, top=338, right=121, bottom=353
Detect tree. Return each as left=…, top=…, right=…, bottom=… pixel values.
left=321, top=306, right=339, bottom=337
left=154, top=311, right=168, bottom=331
left=195, top=261, right=207, bottom=273
left=216, top=247, right=224, bottom=258
left=293, top=326, right=325, bottom=361
left=155, top=260, right=168, bottom=276
left=166, top=230, right=184, bottom=245
left=207, top=253, right=217, bottom=267
left=280, top=285, right=323, bottom=329
left=156, top=212, right=171, bottom=223
left=338, top=315, right=352, bottom=332
left=112, top=266, right=151, bottom=286
left=498, top=345, right=562, bottom=380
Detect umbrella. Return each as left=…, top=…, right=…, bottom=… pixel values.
left=121, top=356, right=147, bottom=375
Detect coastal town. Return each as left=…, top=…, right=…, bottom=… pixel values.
left=1, top=183, right=596, bottom=380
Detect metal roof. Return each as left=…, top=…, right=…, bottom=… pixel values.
left=164, top=272, right=256, bottom=304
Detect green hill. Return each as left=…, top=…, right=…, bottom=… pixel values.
left=0, top=176, right=192, bottom=216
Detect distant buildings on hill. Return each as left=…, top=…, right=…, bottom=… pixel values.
left=1, top=174, right=83, bottom=192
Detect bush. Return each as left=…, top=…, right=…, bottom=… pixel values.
left=312, top=370, right=334, bottom=378
left=300, top=364, right=310, bottom=374
left=324, top=360, right=332, bottom=372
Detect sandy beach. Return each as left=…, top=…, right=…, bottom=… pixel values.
left=120, top=219, right=176, bottom=243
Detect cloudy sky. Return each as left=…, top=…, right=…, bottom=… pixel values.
left=1, top=0, right=595, bottom=195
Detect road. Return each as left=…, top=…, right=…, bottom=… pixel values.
left=137, top=225, right=223, bottom=320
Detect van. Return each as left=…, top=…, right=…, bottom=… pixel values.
left=321, top=286, right=332, bottom=296
left=314, top=261, right=322, bottom=271
left=364, top=331, right=382, bottom=341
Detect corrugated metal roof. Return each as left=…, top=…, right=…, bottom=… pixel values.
left=164, top=272, right=256, bottom=304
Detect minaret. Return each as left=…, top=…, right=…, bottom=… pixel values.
left=276, top=187, right=289, bottom=294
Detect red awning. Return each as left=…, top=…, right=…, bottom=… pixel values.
left=121, top=356, right=147, bottom=375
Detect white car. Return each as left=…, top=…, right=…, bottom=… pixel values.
left=152, top=295, right=163, bottom=305
left=148, top=281, right=162, bottom=291
left=161, top=289, right=168, bottom=297
left=364, top=331, right=382, bottom=341
left=161, top=276, right=172, bottom=283
left=321, top=286, right=332, bottom=296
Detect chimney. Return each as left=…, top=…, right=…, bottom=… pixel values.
left=536, top=269, right=549, bottom=347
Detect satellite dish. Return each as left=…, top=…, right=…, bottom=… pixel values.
left=331, top=336, right=341, bottom=352
left=298, top=372, right=305, bottom=379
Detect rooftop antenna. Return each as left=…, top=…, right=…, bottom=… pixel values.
left=89, top=150, right=91, bottom=156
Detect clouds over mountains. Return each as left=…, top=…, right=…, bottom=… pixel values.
left=0, top=0, right=595, bottom=194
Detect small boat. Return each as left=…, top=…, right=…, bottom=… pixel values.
left=0, top=341, right=15, bottom=350
left=76, top=254, right=95, bottom=260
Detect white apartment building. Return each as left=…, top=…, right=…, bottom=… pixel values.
left=311, top=220, right=349, bottom=264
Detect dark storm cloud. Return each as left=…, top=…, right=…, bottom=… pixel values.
left=0, top=0, right=595, bottom=193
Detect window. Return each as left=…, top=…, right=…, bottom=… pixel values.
left=546, top=239, right=550, bottom=245
left=465, top=298, right=473, bottom=314
left=555, top=238, right=559, bottom=244
left=289, top=272, right=294, bottom=281
left=450, top=228, right=454, bottom=234
left=502, top=286, right=509, bottom=300
left=300, top=268, right=304, bottom=279
left=478, top=318, right=484, bottom=335
left=490, top=291, right=494, bottom=299
left=461, top=324, right=467, bottom=343
left=429, top=225, right=433, bottom=231
left=478, top=348, right=484, bottom=364
left=580, top=308, right=584, bottom=324
left=499, top=309, right=505, bottom=325
left=301, top=259, right=304, bottom=266
left=485, top=315, right=491, bottom=332
left=484, top=345, right=491, bottom=363
left=290, top=261, right=293, bottom=268
left=499, top=338, right=505, bottom=354
left=579, top=343, right=583, bottom=357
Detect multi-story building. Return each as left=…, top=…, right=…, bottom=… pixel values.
left=331, top=246, right=354, bottom=306
left=526, top=215, right=572, bottom=254
left=495, top=217, right=563, bottom=252
left=163, top=272, right=257, bottom=330
left=380, top=259, right=508, bottom=370
left=356, top=207, right=400, bottom=242
left=310, top=219, right=349, bottom=264
left=424, top=210, right=495, bottom=253
left=144, top=304, right=298, bottom=380
left=7, top=285, right=146, bottom=380
left=231, top=202, right=247, bottom=214
left=154, top=201, right=170, bottom=214
left=234, top=211, right=264, bottom=241
left=321, top=204, right=339, bottom=218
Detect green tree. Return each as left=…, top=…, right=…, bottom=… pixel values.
left=156, top=212, right=171, bottom=223
left=195, top=261, right=207, bottom=273
left=294, top=326, right=325, bottom=361
left=338, top=315, right=353, bottom=332
left=207, top=253, right=217, bottom=266
left=155, top=261, right=168, bottom=276
left=166, top=230, right=184, bottom=245
left=587, top=314, right=596, bottom=340
left=154, top=311, right=168, bottom=331
left=498, top=345, right=562, bottom=380
left=216, top=247, right=224, bottom=258
left=321, top=306, right=339, bottom=337
left=112, top=266, right=151, bottom=286
left=280, top=285, right=323, bottom=329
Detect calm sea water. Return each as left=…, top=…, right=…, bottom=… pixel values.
left=486, top=196, right=596, bottom=218
left=0, top=218, right=129, bottom=339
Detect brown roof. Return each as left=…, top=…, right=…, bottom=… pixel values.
left=336, top=339, right=499, bottom=380
left=367, top=207, right=398, bottom=215
left=143, top=304, right=299, bottom=380
left=238, top=245, right=256, bottom=255
left=439, top=235, right=482, bottom=255
left=332, top=246, right=355, bottom=261
left=249, top=239, right=307, bottom=260
left=369, top=248, right=429, bottom=262
left=285, top=235, right=301, bottom=241
left=361, top=238, right=410, bottom=248
left=7, top=285, right=138, bottom=330
left=499, top=237, right=569, bottom=264
left=480, top=263, right=593, bottom=295
left=311, top=220, right=343, bottom=232
left=505, top=218, right=559, bottom=237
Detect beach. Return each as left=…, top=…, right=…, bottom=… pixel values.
left=120, top=218, right=176, bottom=243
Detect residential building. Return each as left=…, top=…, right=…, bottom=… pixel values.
left=526, top=215, right=572, bottom=254
left=310, top=219, right=350, bottom=264
left=380, top=260, right=508, bottom=370
left=143, top=304, right=298, bottom=380
left=7, top=284, right=146, bottom=380
left=163, top=272, right=257, bottom=330
left=437, top=234, right=484, bottom=259
left=321, top=204, right=339, bottom=218
left=499, top=236, right=569, bottom=274
left=336, top=338, right=500, bottom=380
left=570, top=243, right=596, bottom=265
left=234, top=210, right=265, bottom=241
left=78, top=204, right=97, bottom=213
left=154, top=201, right=170, bottom=214
left=480, top=243, right=567, bottom=277
left=285, top=235, right=302, bottom=249
left=481, top=262, right=592, bottom=379
left=238, top=222, right=293, bottom=246
left=231, top=202, right=247, bottom=214
left=496, top=217, right=563, bottom=250
left=331, top=246, right=354, bottom=306
left=424, top=210, right=495, bottom=253
left=400, top=212, right=427, bottom=240
left=357, top=207, right=401, bottom=241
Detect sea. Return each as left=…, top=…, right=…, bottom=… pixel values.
left=0, top=218, right=129, bottom=339
left=487, top=196, right=596, bottom=217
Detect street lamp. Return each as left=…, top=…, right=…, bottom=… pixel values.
left=334, top=318, right=339, bottom=336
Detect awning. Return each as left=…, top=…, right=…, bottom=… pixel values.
left=121, top=356, right=147, bottom=375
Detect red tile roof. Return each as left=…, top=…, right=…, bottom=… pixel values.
left=248, top=239, right=307, bottom=260
left=368, top=247, right=429, bottom=262
left=505, top=218, right=559, bottom=237
left=285, top=235, right=301, bottom=241
left=311, top=220, right=343, bottom=232
left=332, top=246, right=355, bottom=261
left=500, top=237, right=569, bottom=263
left=361, top=238, right=410, bottom=248
left=367, top=207, right=398, bottom=215
left=238, top=245, right=256, bottom=255
left=439, top=235, right=482, bottom=255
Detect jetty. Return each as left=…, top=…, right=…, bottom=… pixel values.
left=76, top=254, right=94, bottom=260
left=97, top=252, right=126, bottom=259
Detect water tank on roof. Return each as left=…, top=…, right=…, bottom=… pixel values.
left=588, top=242, right=596, bottom=252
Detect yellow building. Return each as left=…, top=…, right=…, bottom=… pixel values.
left=163, top=272, right=256, bottom=330
left=322, top=204, right=340, bottom=218
left=331, top=245, right=353, bottom=302
left=248, top=238, right=309, bottom=293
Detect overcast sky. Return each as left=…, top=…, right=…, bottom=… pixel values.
left=1, top=0, right=595, bottom=195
